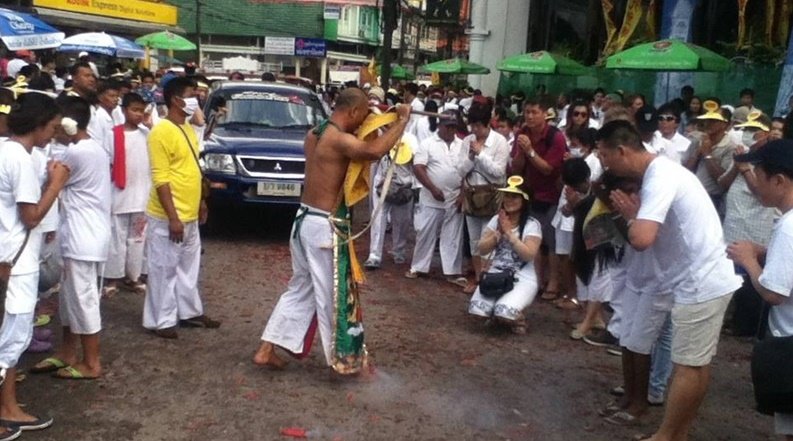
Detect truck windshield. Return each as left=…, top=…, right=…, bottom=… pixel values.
left=214, top=90, right=324, bottom=129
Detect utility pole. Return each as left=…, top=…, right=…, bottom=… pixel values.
left=381, top=0, right=399, bottom=88
left=196, top=0, right=202, bottom=66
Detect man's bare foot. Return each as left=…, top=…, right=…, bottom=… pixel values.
left=252, top=342, right=287, bottom=370
left=0, top=406, right=41, bottom=424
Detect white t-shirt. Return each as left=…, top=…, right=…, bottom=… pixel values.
left=414, top=133, right=465, bottom=209
left=31, top=146, right=59, bottom=232
left=414, top=117, right=436, bottom=144
left=654, top=131, right=691, bottom=164
left=457, top=129, right=510, bottom=186
left=484, top=215, right=542, bottom=274
left=645, top=135, right=679, bottom=163
left=112, top=128, right=151, bottom=214
left=407, top=97, right=425, bottom=137
left=59, top=138, right=112, bottom=262
left=87, top=105, right=115, bottom=163
left=758, top=209, right=793, bottom=337
left=636, top=157, right=742, bottom=304
left=0, top=141, right=43, bottom=277
left=584, top=152, right=604, bottom=182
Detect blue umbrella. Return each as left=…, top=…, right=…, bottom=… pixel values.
left=59, top=32, right=145, bottom=58
left=0, top=7, right=63, bottom=50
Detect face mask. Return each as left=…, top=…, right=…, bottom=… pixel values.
left=569, top=147, right=585, bottom=158
left=742, top=130, right=756, bottom=147
left=182, top=97, right=199, bottom=117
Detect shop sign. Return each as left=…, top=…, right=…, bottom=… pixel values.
left=264, top=36, right=296, bottom=55
left=295, top=37, right=326, bottom=58
left=33, top=0, right=177, bottom=25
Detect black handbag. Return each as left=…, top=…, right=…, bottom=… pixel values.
left=751, top=306, right=793, bottom=415
left=478, top=271, right=515, bottom=300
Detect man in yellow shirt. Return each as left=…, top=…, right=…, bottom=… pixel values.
left=144, top=77, right=220, bottom=339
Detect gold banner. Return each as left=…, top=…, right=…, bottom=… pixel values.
left=611, top=0, right=643, bottom=54
left=646, top=0, right=657, bottom=40
left=766, top=0, right=777, bottom=45
left=778, top=0, right=793, bottom=46
left=737, top=0, right=750, bottom=48
left=33, top=0, right=177, bottom=26
left=602, top=0, right=618, bottom=56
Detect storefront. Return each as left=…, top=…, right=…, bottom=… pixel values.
left=31, top=0, right=182, bottom=38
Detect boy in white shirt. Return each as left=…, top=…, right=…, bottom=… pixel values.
left=32, top=97, right=111, bottom=380
left=728, top=139, right=793, bottom=441
left=103, top=93, right=151, bottom=297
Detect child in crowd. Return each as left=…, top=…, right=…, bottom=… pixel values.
left=103, top=93, right=151, bottom=297
left=31, top=96, right=111, bottom=380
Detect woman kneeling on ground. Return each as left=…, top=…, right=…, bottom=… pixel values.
left=468, top=176, right=542, bottom=334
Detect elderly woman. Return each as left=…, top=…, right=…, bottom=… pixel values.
left=468, top=176, right=542, bottom=334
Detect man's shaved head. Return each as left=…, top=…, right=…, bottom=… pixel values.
left=335, top=88, right=368, bottom=110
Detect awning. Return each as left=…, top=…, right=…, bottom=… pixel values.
left=34, top=7, right=184, bottom=35
left=326, top=50, right=370, bottom=64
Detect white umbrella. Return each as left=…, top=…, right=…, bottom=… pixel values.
left=58, top=32, right=145, bottom=58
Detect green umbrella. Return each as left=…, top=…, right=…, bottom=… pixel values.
left=420, top=58, right=490, bottom=75
left=135, top=31, right=196, bottom=51
left=497, top=51, right=590, bottom=75
left=605, top=39, right=730, bottom=72
left=377, top=64, right=415, bottom=80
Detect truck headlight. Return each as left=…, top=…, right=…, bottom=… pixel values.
left=203, top=153, right=236, bottom=174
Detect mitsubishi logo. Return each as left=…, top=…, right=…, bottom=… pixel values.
left=274, top=162, right=282, bottom=172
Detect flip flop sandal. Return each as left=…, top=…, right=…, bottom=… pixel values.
left=0, top=426, right=20, bottom=441
left=540, top=290, right=560, bottom=301
left=632, top=434, right=652, bottom=441
left=404, top=270, right=420, bottom=279
left=33, top=315, right=51, bottom=327
left=101, top=286, right=119, bottom=299
left=52, top=366, right=97, bottom=380
left=569, top=329, right=585, bottom=340
left=30, top=357, right=68, bottom=374
left=605, top=411, right=640, bottom=426
left=446, top=277, right=468, bottom=288
left=0, top=415, right=54, bottom=431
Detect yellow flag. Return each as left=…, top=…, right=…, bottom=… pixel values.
left=612, top=0, right=643, bottom=54
left=602, top=0, right=618, bottom=55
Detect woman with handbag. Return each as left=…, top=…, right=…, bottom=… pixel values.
left=468, top=176, right=542, bottom=334
left=0, top=92, right=69, bottom=438
left=727, top=139, right=793, bottom=440
left=457, top=102, right=510, bottom=292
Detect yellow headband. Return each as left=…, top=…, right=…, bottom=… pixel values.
left=696, top=100, right=728, bottom=123
left=0, top=104, right=10, bottom=115
left=735, top=110, right=769, bottom=131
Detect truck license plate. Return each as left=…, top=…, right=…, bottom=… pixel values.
left=256, top=181, right=301, bottom=197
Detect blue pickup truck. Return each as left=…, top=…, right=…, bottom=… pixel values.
left=201, top=81, right=327, bottom=211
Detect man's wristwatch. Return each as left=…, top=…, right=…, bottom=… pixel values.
left=704, top=155, right=713, bottom=160
left=528, top=150, right=537, bottom=159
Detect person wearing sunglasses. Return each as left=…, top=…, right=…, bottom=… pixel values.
left=560, top=100, right=600, bottom=144
left=653, top=103, right=691, bottom=164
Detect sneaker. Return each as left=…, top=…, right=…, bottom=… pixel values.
left=606, top=346, right=623, bottom=356
left=583, top=329, right=618, bottom=347
left=363, top=258, right=381, bottom=270
left=610, top=385, right=625, bottom=397
left=392, top=254, right=406, bottom=265
left=179, top=315, right=221, bottom=329
left=404, top=269, right=420, bottom=279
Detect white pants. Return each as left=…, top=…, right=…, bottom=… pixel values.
left=576, top=265, right=613, bottom=302
left=105, top=212, right=147, bottom=281
left=620, top=289, right=674, bottom=355
left=262, top=207, right=335, bottom=365
left=607, top=261, right=628, bottom=340
left=60, top=259, right=102, bottom=334
left=468, top=267, right=539, bottom=320
left=143, top=217, right=204, bottom=330
left=410, top=204, right=463, bottom=275
left=368, top=197, right=413, bottom=262
left=465, top=215, right=490, bottom=257
left=0, top=273, right=37, bottom=369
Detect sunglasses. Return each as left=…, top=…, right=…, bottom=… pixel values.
left=657, top=115, right=676, bottom=122
left=572, top=111, right=589, bottom=117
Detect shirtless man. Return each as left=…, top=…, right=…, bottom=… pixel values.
left=253, top=88, right=410, bottom=372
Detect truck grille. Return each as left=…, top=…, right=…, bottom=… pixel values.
left=238, top=157, right=305, bottom=176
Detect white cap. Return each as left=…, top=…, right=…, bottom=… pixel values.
left=78, top=51, right=89, bottom=58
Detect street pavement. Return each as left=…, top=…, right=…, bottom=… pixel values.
left=19, top=206, right=773, bottom=440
